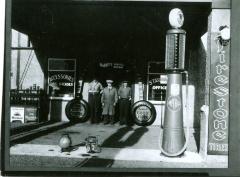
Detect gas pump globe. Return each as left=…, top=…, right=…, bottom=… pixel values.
left=160, top=8, right=188, bottom=157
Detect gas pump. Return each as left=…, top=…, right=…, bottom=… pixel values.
left=159, top=8, right=189, bottom=157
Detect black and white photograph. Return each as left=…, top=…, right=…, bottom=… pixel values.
left=1, top=0, right=240, bottom=176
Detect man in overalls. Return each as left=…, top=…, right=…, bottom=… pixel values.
left=88, top=77, right=103, bottom=124
left=118, top=81, right=132, bottom=125
left=101, top=80, right=118, bottom=124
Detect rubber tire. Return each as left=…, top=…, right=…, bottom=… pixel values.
left=131, top=100, right=156, bottom=126
left=65, top=99, right=89, bottom=122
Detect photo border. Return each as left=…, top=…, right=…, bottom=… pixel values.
left=1, top=0, right=240, bottom=176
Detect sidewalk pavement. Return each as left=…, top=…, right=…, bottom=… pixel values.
left=9, top=121, right=228, bottom=168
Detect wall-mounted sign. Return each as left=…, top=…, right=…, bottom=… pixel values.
left=99, top=62, right=124, bottom=69
left=10, top=106, right=25, bottom=123
left=25, top=106, right=38, bottom=122
left=208, top=33, right=229, bottom=155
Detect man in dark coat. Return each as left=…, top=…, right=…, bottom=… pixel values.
left=101, top=80, right=118, bottom=124
left=118, top=81, right=132, bottom=125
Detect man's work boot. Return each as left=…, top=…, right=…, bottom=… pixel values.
left=110, top=116, right=115, bottom=125
left=103, top=115, right=109, bottom=125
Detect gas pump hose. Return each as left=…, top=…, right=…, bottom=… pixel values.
left=159, top=71, right=190, bottom=157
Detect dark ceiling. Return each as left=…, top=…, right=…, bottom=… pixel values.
left=11, top=0, right=211, bottom=76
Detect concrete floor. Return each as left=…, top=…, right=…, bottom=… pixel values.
left=9, top=122, right=227, bottom=169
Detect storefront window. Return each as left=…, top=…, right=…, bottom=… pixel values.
left=10, top=30, right=45, bottom=127
left=147, top=62, right=167, bottom=102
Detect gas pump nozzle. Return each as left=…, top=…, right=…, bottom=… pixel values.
left=160, top=8, right=189, bottom=157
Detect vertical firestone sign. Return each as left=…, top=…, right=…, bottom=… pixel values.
left=208, top=9, right=230, bottom=155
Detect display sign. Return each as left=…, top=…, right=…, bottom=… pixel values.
left=48, top=58, right=76, bottom=96
left=208, top=33, right=230, bottom=155
left=10, top=106, right=25, bottom=123
left=48, top=72, right=75, bottom=96
left=131, top=101, right=156, bottom=126
left=25, top=106, right=38, bottom=122
left=148, top=74, right=167, bottom=101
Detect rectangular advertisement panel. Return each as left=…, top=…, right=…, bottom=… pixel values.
left=208, top=33, right=230, bottom=155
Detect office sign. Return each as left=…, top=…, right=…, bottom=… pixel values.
left=148, top=74, right=167, bottom=101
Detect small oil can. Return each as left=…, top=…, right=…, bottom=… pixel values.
left=59, top=134, right=72, bottom=152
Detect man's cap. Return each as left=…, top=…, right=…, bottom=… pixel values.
left=106, top=80, right=113, bottom=83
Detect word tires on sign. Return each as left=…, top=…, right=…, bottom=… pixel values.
left=131, top=101, right=156, bottom=126
left=65, top=99, right=89, bottom=122
left=208, top=31, right=230, bottom=155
